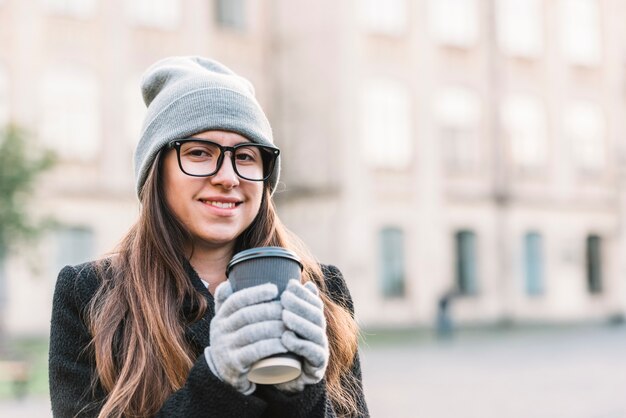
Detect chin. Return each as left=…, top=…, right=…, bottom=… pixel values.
left=196, top=233, right=240, bottom=248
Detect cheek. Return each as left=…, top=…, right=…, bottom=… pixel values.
left=251, top=185, right=264, bottom=212
left=162, top=151, right=179, bottom=187
left=243, top=186, right=265, bottom=227
left=162, top=153, right=189, bottom=216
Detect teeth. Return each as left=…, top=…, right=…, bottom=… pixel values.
left=207, top=201, right=236, bottom=209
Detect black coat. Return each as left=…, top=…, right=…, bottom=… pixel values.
left=49, top=260, right=369, bottom=417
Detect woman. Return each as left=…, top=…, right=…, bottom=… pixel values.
left=48, top=56, right=368, bottom=418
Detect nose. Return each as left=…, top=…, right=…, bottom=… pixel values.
left=210, top=152, right=240, bottom=189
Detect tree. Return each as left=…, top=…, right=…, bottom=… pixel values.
left=0, top=125, right=55, bottom=343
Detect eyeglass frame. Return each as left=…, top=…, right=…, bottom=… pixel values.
left=167, top=138, right=280, bottom=182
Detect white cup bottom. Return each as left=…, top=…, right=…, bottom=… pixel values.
left=247, top=355, right=302, bottom=384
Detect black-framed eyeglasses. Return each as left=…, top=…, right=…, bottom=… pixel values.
left=168, top=138, right=280, bottom=182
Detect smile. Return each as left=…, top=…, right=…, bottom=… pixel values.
left=199, top=198, right=243, bottom=210
left=207, top=201, right=236, bottom=209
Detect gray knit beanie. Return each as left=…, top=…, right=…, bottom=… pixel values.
left=134, top=56, right=279, bottom=197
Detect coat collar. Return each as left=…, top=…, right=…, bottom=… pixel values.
left=182, top=259, right=215, bottom=351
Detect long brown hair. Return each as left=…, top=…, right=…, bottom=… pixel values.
left=87, top=151, right=361, bottom=417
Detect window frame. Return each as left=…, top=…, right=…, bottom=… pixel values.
left=40, top=69, right=101, bottom=161
left=585, top=234, right=603, bottom=294
left=126, top=0, right=181, bottom=30
left=379, top=227, right=406, bottom=299
left=215, top=0, right=246, bottom=30
left=523, top=231, right=545, bottom=296
left=362, top=0, right=408, bottom=36
left=563, top=100, right=606, bottom=173
left=558, top=0, right=602, bottom=66
left=454, top=230, right=479, bottom=296
left=495, top=0, right=544, bottom=57
left=360, top=78, right=413, bottom=170
left=436, top=86, right=482, bottom=172
left=501, top=94, right=548, bottom=172
left=428, top=0, right=479, bottom=47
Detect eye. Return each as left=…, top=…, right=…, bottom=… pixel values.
left=236, top=153, right=254, bottom=161
left=181, top=142, right=219, bottom=159
left=235, top=148, right=260, bottom=163
left=189, top=148, right=212, bottom=157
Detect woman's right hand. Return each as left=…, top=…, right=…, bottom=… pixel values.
left=204, top=281, right=287, bottom=395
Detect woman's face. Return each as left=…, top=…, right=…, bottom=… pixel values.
left=162, top=130, right=264, bottom=253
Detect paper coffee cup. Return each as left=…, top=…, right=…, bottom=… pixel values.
left=226, top=246, right=304, bottom=384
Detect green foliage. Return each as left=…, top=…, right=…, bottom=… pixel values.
left=0, top=125, right=55, bottom=256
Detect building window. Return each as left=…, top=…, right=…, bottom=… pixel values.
left=563, top=100, right=606, bottom=173
left=215, top=0, right=246, bottom=29
left=55, top=226, right=95, bottom=273
left=501, top=94, right=547, bottom=171
left=0, top=64, right=8, bottom=128
left=436, top=86, right=482, bottom=171
left=455, top=230, right=478, bottom=295
left=42, top=0, right=97, bottom=18
left=586, top=235, right=603, bottom=294
left=362, top=0, right=407, bottom=36
left=40, top=69, right=100, bottom=160
left=127, top=0, right=180, bottom=29
left=559, top=0, right=601, bottom=66
left=428, top=0, right=478, bottom=47
left=496, top=0, right=543, bottom=57
left=524, top=232, right=544, bottom=296
left=379, top=227, right=405, bottom=298
left=361, top=79, right=412, bottom=169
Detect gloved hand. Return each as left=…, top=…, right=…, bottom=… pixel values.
left=205, top=281, right=287, bottom=395
left=275, top=279, right=329, bottom=392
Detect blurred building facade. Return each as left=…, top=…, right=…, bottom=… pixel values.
left=1, top=0, right=625, bottom=335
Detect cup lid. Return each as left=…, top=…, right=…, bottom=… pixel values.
left=226, top=246, right=303, bottom=277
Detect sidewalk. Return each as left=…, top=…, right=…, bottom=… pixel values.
left=0, top=397, right=50, bottom=417
left=360, top=324, right=626, bottom=418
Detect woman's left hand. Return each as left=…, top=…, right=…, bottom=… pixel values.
left=275, top=279, right=329, bottom=392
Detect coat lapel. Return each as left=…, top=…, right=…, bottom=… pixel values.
left=182, top=260, right=215, bottom=352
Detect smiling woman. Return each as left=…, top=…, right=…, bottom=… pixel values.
left=48, top=56, right=369, bottom=418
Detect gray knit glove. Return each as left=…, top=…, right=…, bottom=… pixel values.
left=205, top=281, right=287, bottom=395
left=275, top=279, right=329, bottom=392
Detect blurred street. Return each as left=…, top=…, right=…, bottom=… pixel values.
left=0, top=397, right=50, bottom=418
left=1, top=325, right=625, bottom=417
left=360, top=324, right=626, bottom=418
